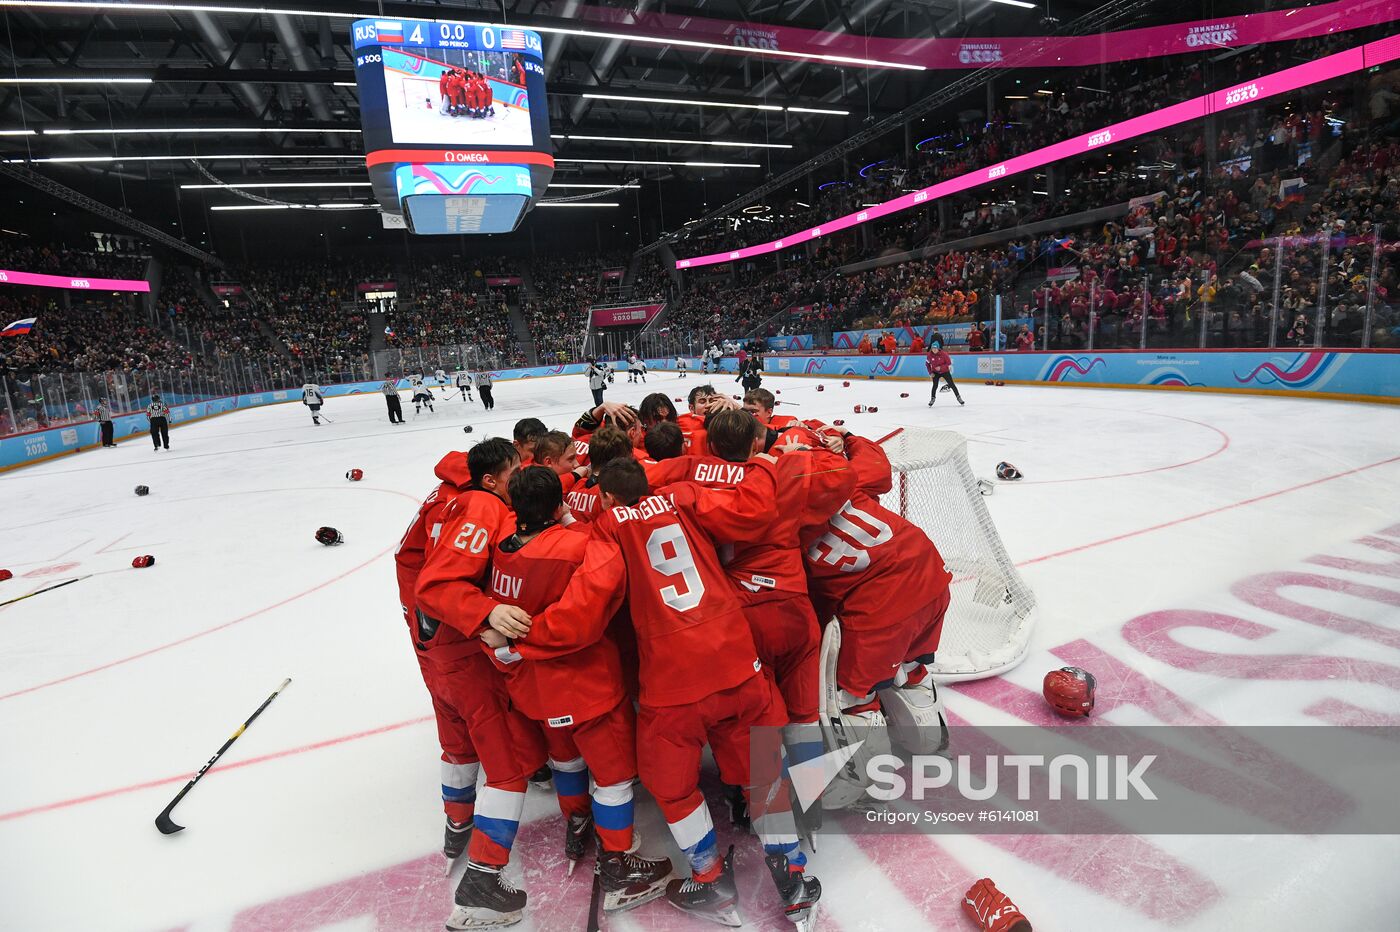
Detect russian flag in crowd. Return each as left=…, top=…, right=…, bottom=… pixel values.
left=2, top=317, right=36, bottom=337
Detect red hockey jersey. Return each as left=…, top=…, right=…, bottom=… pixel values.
left=524, top=461, right=780, bottom=706
left=799, top=435, right=951, bottom=620
left=487, top=525, right=625, bottom=726
left=414, top=488, right=516, bottom=664
left=656, top=452, right=854, bottom=596
left=394, top=451, right=470, bottom=628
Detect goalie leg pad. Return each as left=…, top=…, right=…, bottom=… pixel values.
left=878, top=664, right=949, bottom=755
left=817, top=619, right=891, bottom=810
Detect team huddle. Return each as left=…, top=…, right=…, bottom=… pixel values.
left=394, top=384, right=955, bottom=931
left=437, top=67, right=496, bottom=118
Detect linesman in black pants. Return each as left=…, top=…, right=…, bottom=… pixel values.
left=381, top=376, right=404, bottom=424
left=147, top=394, right=171, bottom=450
left=95, top=399, right=116, bottom=447
left=475, top=370, right=495, bottom=410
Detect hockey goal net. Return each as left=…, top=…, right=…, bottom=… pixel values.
left=878, top=427, right=1036, bottom=680
left=399, top=75, right=440, bottom=111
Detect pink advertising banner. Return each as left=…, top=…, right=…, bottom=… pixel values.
left=486, top=276, right=524, bottom=286
left=578, top=0, right=1396, bottom=71
left=590, top=303, right=663, bottom=328
left=356, top=280, right=397, bottom=294
left=0, top=268, right=151, bottom=292
left=677, top=37, right=1388, bottom=270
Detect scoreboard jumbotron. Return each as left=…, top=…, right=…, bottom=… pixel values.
left=352, top=18, right=553, bottom=235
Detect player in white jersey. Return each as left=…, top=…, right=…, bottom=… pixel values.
left=434, top=367, right=449, bottom=388
left=409, top=374, right=435, bottom=414
left=627, top=354, right=647, bottom=384
left=676, top=356, right=687, bottom=378
left=301, top=382, right=325, bottom=425
left=455, top=368, right=474, bottom=402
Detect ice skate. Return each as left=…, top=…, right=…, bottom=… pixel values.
left=766, top=853, right=822, bottom=930
left=564, top=812, right=593, bottom=874
left=443, top=817, right=473, bottom=875
left=597, top=847, right=672, bottom=912
left=665, top=848, right=741, bottom=927
left=447, top=861, right=525, bottom=929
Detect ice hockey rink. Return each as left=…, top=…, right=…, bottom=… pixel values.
left=1, top=371, right=1398, bottom=932
left=385, top=71, right=534, bottom=148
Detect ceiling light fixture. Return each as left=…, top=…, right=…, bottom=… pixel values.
left=210, top=202, right=372, bottom=211
left=0, top=129, right=36, bottom=136
left=0, top=75, right=152, bottom=84
left=4, top=154, right=365, bottom=164
left=548, top=183, right=640, bottom=189
left=43, top=126, right=360, bottom=135
left=536, top=202, right=620, bottom=208
left=986, top=0, right=1037, bottom=8
left=786, top=106, right=849, bottom=116
left=181, top=181, right=373, bottom=189
left=555, top=158, right=759, bottom=168
left=552, top=133, right=790, bottom=149
left=582, top=93, right=782, bottom=112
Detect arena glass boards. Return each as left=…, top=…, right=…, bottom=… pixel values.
left=352, top=18, right=553, bottom=234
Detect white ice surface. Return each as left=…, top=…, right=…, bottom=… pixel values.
left=1, top=373, right=1398, bottom=931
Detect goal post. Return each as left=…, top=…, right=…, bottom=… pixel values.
left=398, top=75, right=440, bottom=111
left=878, top=427, right=1037, bottom=680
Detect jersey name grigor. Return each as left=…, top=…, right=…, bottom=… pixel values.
left=608, top=495, right=677, bottom=524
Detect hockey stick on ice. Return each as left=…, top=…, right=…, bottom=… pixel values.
left=0, top=575, right=91, bottom=608
left=155, top=677, right=292, bottom=835
left=585, top=850, right=603, bottom=932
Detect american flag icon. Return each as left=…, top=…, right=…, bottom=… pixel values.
left=501, top=29, right=529, bottom=50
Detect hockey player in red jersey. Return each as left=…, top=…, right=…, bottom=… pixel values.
left=481, top=467, right=672, bottom=911
left=799, top=427, right=953, bottom=785
left=438, top=68, right=454, bottom=114
left=742, top=387, right=799, bottom=431
left=562, top=425, right=632, bottom=524
left=530, top=430, right=585, bottom=496
left=511, top=418, right=547, bottom=466
left=496, top=457, right=820, bottom=928
left=393, top=449, right=480, bottom=866
left=675, top=384, right=714, bottom=456
left=413, top=438, right=550, bottom=930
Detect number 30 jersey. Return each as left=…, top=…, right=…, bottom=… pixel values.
left=799, top=436, right=951, bottom=622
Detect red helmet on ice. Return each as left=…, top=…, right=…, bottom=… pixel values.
left=996, top=462, right=1023, bottom=481
left=345, top=468, right=364, bottom=481
left=315, top=526, right=344, bottom=547
left=131, top=555, right=156, bottom=569
left=1043, top=666, right=1096, bottom=717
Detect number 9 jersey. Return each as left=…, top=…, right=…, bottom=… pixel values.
left=537, top=460, right=781, bottom=708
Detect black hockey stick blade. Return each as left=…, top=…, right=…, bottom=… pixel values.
left=155, top=677, right=291, bottom=835
left=155, top=800, right=186, bottom=835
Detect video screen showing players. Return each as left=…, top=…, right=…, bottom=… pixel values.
left=381, top=47, right=533, bottom=148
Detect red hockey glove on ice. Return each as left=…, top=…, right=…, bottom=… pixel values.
left=962, top=878, right=1031, bottom=932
